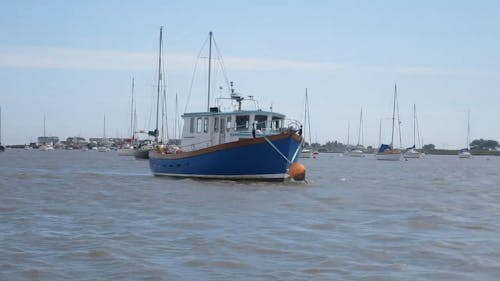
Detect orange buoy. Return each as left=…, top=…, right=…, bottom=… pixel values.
left=289, top=162, right=306, bottom=181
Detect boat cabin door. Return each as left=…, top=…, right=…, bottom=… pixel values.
left=219, top=118, right=226, bottom=144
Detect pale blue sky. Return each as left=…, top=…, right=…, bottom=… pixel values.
left=1, top=0, right=499, bottom=148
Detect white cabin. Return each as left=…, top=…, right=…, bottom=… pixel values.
left=180, top=109, right=287, bottom=151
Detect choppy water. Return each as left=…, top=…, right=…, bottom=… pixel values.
left=1, top=150, right=500, bottom=280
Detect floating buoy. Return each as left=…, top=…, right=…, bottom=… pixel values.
left=289, top=162, right=306, bottom=181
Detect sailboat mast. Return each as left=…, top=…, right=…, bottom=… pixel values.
left=396, top=90, right=402, bottom=149
left=43, top=115, right=46, bottom=137
left=378, top=119, right=382, bottom=148
left=347, top=122, right=350, bottom=146
left=155, top=26, right=163, bottom=143
left=0, top=107, right=2, bottom=145
left=391, top=84, right=396, bottom=148
left=357, top=108, right=362, bottom=146
left=103, top=114, right=106, bottom=145
left=467, top=110, right=470, bottom=150
left=413, top=104, right=416, bottom=146
left=130, top=78, right=135, bottom=140
left=305, top=88, right=312, bottom=145
left=207, top=31, right=213, bottom=112
left=174, top=93, right=178, bottom=140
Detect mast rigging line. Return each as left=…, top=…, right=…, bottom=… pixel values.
left=184, top=32, right=232, bottom=113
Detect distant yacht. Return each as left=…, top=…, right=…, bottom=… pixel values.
left=376, top=84, right=402, bottom=161
left=97, top=115, right=110, bottom=152
left=38, top=116, right=54, bottom=151
left=404, top=104, right=424, bottom=159
left=348, top=107, right=365, bottom=157
left=118, top=78, right=136, bottom=156
left=458, top=110, right=472, bottom=159
left=299, top=88, right=314, bottom=159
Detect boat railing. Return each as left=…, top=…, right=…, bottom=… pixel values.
left=245, top=119, right=303, bottom=135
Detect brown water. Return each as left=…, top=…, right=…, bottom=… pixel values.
left=1, top=150, right=500, bottom=280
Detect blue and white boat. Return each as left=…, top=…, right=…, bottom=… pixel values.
left=148, top=32, right=304, bottom=181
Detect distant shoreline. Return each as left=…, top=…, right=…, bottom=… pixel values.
left=319, top=149, right=500, bottom=156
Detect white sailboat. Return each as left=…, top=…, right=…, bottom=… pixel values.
left=404, top=104, right=424, bottom=158
left=39, top=116, right=54, bottom=151
left=458, top=110, right=472, bottom=159
left=299, top=88, right=313, bottom=158
left=97, top=115, right=110, bottom=152
left=118, top=78, right=136, bottom=156
left=135, top=27, right=165, bottom=159
left=348, top=107, right=365, bottom=157
left=343, top=122, right=351, bottom=155
left=376, top=84, right=403, bottom=161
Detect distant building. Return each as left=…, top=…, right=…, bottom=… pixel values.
left=37, top=136, right=59, bottom=146
left=66, top=136, right=86, bottom=144
left=61, top=137, right=88, bottom=149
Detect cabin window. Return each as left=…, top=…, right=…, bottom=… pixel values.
left=203, top=118, right=209, bottom=133
left=190, top=118, right=195, bottom=133
left=255, top=115, right=268, bottom=130
left=272, top=116, right=282, bottom=130
left=226, top=117, right=231, bottom=132
left=214, top=117, right=219, bottom=132
left=196, top=118, right=202, bottom=133
left=236, top=115, right=249, bottom=131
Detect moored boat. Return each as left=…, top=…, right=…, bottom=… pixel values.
left=148, top=31, right=304, bottom=181
left=149, top=107, right=303, bottom=180
left=376, top=84, right=403, bottom=161
left=458, top=111, right=472, bottom=159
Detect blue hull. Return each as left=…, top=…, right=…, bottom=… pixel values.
left=149, top=133, right=302, bottom=180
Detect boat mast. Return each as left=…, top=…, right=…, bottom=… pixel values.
left=103, top=114, right=106, bottom=145
left=43, top=115, right=46, bottom=137
left=378, top=119, right=382, bottom=148
left=467, top=110, right=470, bottom=150
left=357, top=107, right=363, bottom=146
left=207, top=31, right=213, bottom=112
left=347, top=122, right=350, bottom=147
left=396, top=89, right=402, bottom=149
left=391, top=84, right=396, bottom=149
left=413, top=104, right=416, bottom=147
left=0, top=107, right=2, bottom=145
left=174, top=93, right=178, bottom=140
left=304, top=88, right=312, bottom=145
left=130, top=78, right=135, bottom=140
left=155, top=26, right=163, bottom=143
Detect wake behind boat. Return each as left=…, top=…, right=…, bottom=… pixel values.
left=148, top=31, right=305, bottom=181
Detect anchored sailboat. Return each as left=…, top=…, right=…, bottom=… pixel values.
left=376, top=84, right=403, bottom=161
left=404, top=104, right=424, bottom=159
left=118, top=78, right=137, bottom=156
left=348, top=107, right=365, bottom=157
left=300, top=88, right=313, bottom=158
left=135, top=27, right=166, bottom=159
left=97, top=115, right=110, bottom=152
left=458, top=110, right=472, bottom=159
